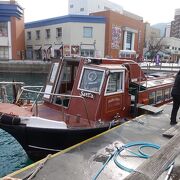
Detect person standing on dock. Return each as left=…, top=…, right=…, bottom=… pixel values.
left=170, top=70, right=180, bottom=125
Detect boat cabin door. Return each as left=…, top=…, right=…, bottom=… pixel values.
left=100, top=66, right=130, bottom=121
left=43, top=58, right=80, bottom=105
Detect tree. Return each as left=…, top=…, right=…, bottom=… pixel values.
left=144, top=37, right=164, bottom=61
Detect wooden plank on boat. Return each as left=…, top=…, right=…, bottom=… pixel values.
left=163, top=122, right=180, bottom=138
left=138, top=105, right=163, bottom=114
left=124, top=131, right=180, bottom=180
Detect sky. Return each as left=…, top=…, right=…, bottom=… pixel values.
left=12, top=0, right=180, bottom=25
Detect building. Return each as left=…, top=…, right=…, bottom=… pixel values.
left=25, top=15, right=105, bottom=60
left=143, top=22, right=161, bottom=56
left=0, top=0, right=25, bottom=60
left=68, top=0, right=143, bottom=21
left=161, top=37, right=180, bottom=62
left=144, top=22, right=161, bottom=48
left=91, top=10, right=145, bottom=59
left=165, top=23, right=171, bottom=37
left=68, top=0, right=123, bottom=15
left=170, top=9, right=180, bottom=39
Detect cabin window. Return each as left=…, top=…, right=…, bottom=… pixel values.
left=156, top=90, right=163, bottom=103
left=105, top=71, right=124, bottom=95
left=49, top=63, right=59, bottom=83
left=43, top=85, right=53, bottom=99
left=164, top=88, right=170, bottom=100
left=62, top=66, right=71, bottom=82
left=79, top=68, right=104, bottom=93
left=149, top=92, right=156, bottom=105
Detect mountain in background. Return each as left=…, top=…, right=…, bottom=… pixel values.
left=151, top=23, right=169, bottom=37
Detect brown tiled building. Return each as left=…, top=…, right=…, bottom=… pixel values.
left=170, top=9, right=180, bottom=39
left=91, top=10, right=145, bottom=59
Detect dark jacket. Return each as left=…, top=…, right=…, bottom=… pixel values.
left=171, top=70, right=180, bottom=96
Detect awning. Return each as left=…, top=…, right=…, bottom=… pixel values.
left=53, top=44, right=62, bottom=50
left=43, top=45, right=52, bottom=50
left=33, top=45, right=41, bottom=50
left=80, top=44, right=95, bottom=50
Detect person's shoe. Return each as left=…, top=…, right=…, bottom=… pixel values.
left=170, top=121, right=177, bottom=125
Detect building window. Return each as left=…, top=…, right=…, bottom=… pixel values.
left=80, top=8, right=84, bottom=11
left=81, top=49, right=94, bottom=57
left=126, top=31, right=132, bottom=50
left=83, top=27, right=93, bottom=38
left=165, top=45, right=170, bottom=49
left=27, top=31, right=31, bottom=40
left=45, top=29, right=51, bottom=39
left=104, top=6, right=110, bottom=10
left=36, top=30, right=40, bottom=40
left=0, top=47, right=9, bottom=59
left=70, top=4, right=74, bottom=8
left=0, top=22, right=8, bottom=37
left=56, top=27, right=62, bottom=37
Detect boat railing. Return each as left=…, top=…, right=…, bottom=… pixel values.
left=18, top=86, right=90, bottom=124
left=0, top=81, right=24, bottom=103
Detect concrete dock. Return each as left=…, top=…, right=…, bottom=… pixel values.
left=4, top=102, right=180, bottom=180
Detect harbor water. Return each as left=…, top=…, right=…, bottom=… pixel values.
left=0, top=72, right=48, bottom=177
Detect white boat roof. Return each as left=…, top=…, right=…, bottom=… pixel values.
left=92, top=64, right=126, bottom=70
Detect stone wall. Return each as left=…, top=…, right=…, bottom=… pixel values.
left=0, top=60, right=51, bottom=73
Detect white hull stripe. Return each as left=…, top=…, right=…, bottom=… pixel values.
left=28, top=145, right=61, bottom=152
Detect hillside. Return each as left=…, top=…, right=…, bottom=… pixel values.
left=151, top=23, right=169, bottom=37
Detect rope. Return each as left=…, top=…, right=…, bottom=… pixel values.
left=92, top=141, right=165, bottom=180
left=22, top=154, right=51, bottom=180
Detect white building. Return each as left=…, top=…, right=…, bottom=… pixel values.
left=165, top=23, right=171, bottom=37
left=25, top=15, right=105, bottom=60
left=162, top=37, right=180, bottom=61
left=68, top=0, right=123, bottom=15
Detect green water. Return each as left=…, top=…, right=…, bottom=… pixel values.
left=0, top=72, right=48, bottom=177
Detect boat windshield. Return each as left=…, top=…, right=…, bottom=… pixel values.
left=78, top=67, right=104, bottom=93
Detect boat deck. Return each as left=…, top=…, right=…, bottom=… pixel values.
left=34, top=103, right=63, bottom=121
left=6, top=102, right=180, bottom=180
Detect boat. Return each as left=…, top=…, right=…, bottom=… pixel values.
left=0, top=57, right=175, bottom=161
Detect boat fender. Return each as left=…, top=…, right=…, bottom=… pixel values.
left=0, top=113, right=20, bottom=125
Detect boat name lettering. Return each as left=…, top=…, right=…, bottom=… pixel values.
left=80, top=91, right=94, bottom=99
left=108, top=98, right=120, bottom=104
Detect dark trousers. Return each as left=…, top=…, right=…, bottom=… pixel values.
left=170, top=95, right=180, bottom=122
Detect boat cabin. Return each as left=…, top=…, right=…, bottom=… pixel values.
left=42, top=57, right=133, bottom=125
left=41, top=57, right=174, bottom=126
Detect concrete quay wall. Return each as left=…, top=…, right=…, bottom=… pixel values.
left=0, top=60, right=51, bottom=73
